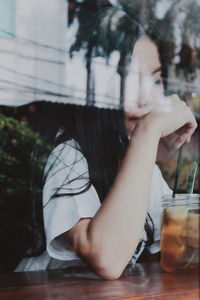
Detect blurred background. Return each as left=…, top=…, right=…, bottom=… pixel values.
left=0, top=0, right=199, bottom=192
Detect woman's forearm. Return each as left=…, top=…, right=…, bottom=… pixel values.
left=83, top=124, right=160, bottom=278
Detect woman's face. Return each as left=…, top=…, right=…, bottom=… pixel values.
left=124, top=35, right=164, bottom=135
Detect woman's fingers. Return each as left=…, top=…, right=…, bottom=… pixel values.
left=175, top=133, right=190, bottom=149
left=174, top=109, right=197, bottom=149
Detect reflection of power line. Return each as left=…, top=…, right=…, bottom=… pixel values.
left=0, top=77, right=121, bottom=102
left=1, top=87, right=198, bottom=115
left=0, top=73, right=122, bottom=107
left=0, top=47, right=199, bottom=89
left=0, top=65, right=68, bottom=88
left=0, top=48, right=65, bottom=65
left=0, top=46, right=120, bottom=68
left=0, top=77, right=198, bottom=108
left=0, top=83, right=198, bottom=98
left=0, top=78, right=68, bottom=97
left=0, top=59, right=199, bottom=93
left=0, top=34, right=200, bottom=81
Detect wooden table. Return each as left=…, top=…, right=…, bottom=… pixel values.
left=0, top=263, right=199, bottom=300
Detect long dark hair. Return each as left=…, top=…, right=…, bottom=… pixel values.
left=0, top=6, right=168, bottom=272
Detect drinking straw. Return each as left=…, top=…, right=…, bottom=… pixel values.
left=173, top=145, right=184, bottom=198
left=187, top=161, right=198, bottom=194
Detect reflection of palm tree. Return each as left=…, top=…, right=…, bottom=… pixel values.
left=97, top=7, right=140, bottom=105
left=70, top=3, right=140, bottom=106
left=69, top=1, right=99, bottom=105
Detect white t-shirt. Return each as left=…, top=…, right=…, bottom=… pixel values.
left=15, top=139, right=172, bottom=272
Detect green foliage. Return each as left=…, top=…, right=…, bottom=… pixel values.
left=0, top=113, right=51, bottom=202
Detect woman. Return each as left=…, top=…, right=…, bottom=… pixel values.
left=2, top=8, right=197, bottom=277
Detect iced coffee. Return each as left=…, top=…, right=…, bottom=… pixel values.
left=160, top=194, right=199, bottom=272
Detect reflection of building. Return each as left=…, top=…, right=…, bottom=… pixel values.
left=0, top=0, right=67, bottom=106
left=1, top=0, right=199, bottom=192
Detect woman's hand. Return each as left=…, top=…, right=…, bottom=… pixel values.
left=125, top=102, right=156, bottom=136
left=134, top=94, right=197, bottom=149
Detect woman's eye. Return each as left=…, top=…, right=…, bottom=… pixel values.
left=154, top=78, right=162, bottom=85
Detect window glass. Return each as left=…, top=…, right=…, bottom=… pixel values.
left=0, top=0, right=15, bottom=38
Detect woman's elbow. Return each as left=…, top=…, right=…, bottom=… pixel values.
left=95, top=266, right=123, bottom=280
left=82, top=250, right=124, bottom=280
left=72, top=226, right=125, bottom=280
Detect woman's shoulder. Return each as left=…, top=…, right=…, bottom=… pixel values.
left=52, top=139, right=81, bottom=156
left=44, top=139, right=87, bottom=178
left=48, top=139, right=83, bottom=163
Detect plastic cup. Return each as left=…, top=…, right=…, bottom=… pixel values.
left=160, top=194, right=199, bottom=272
